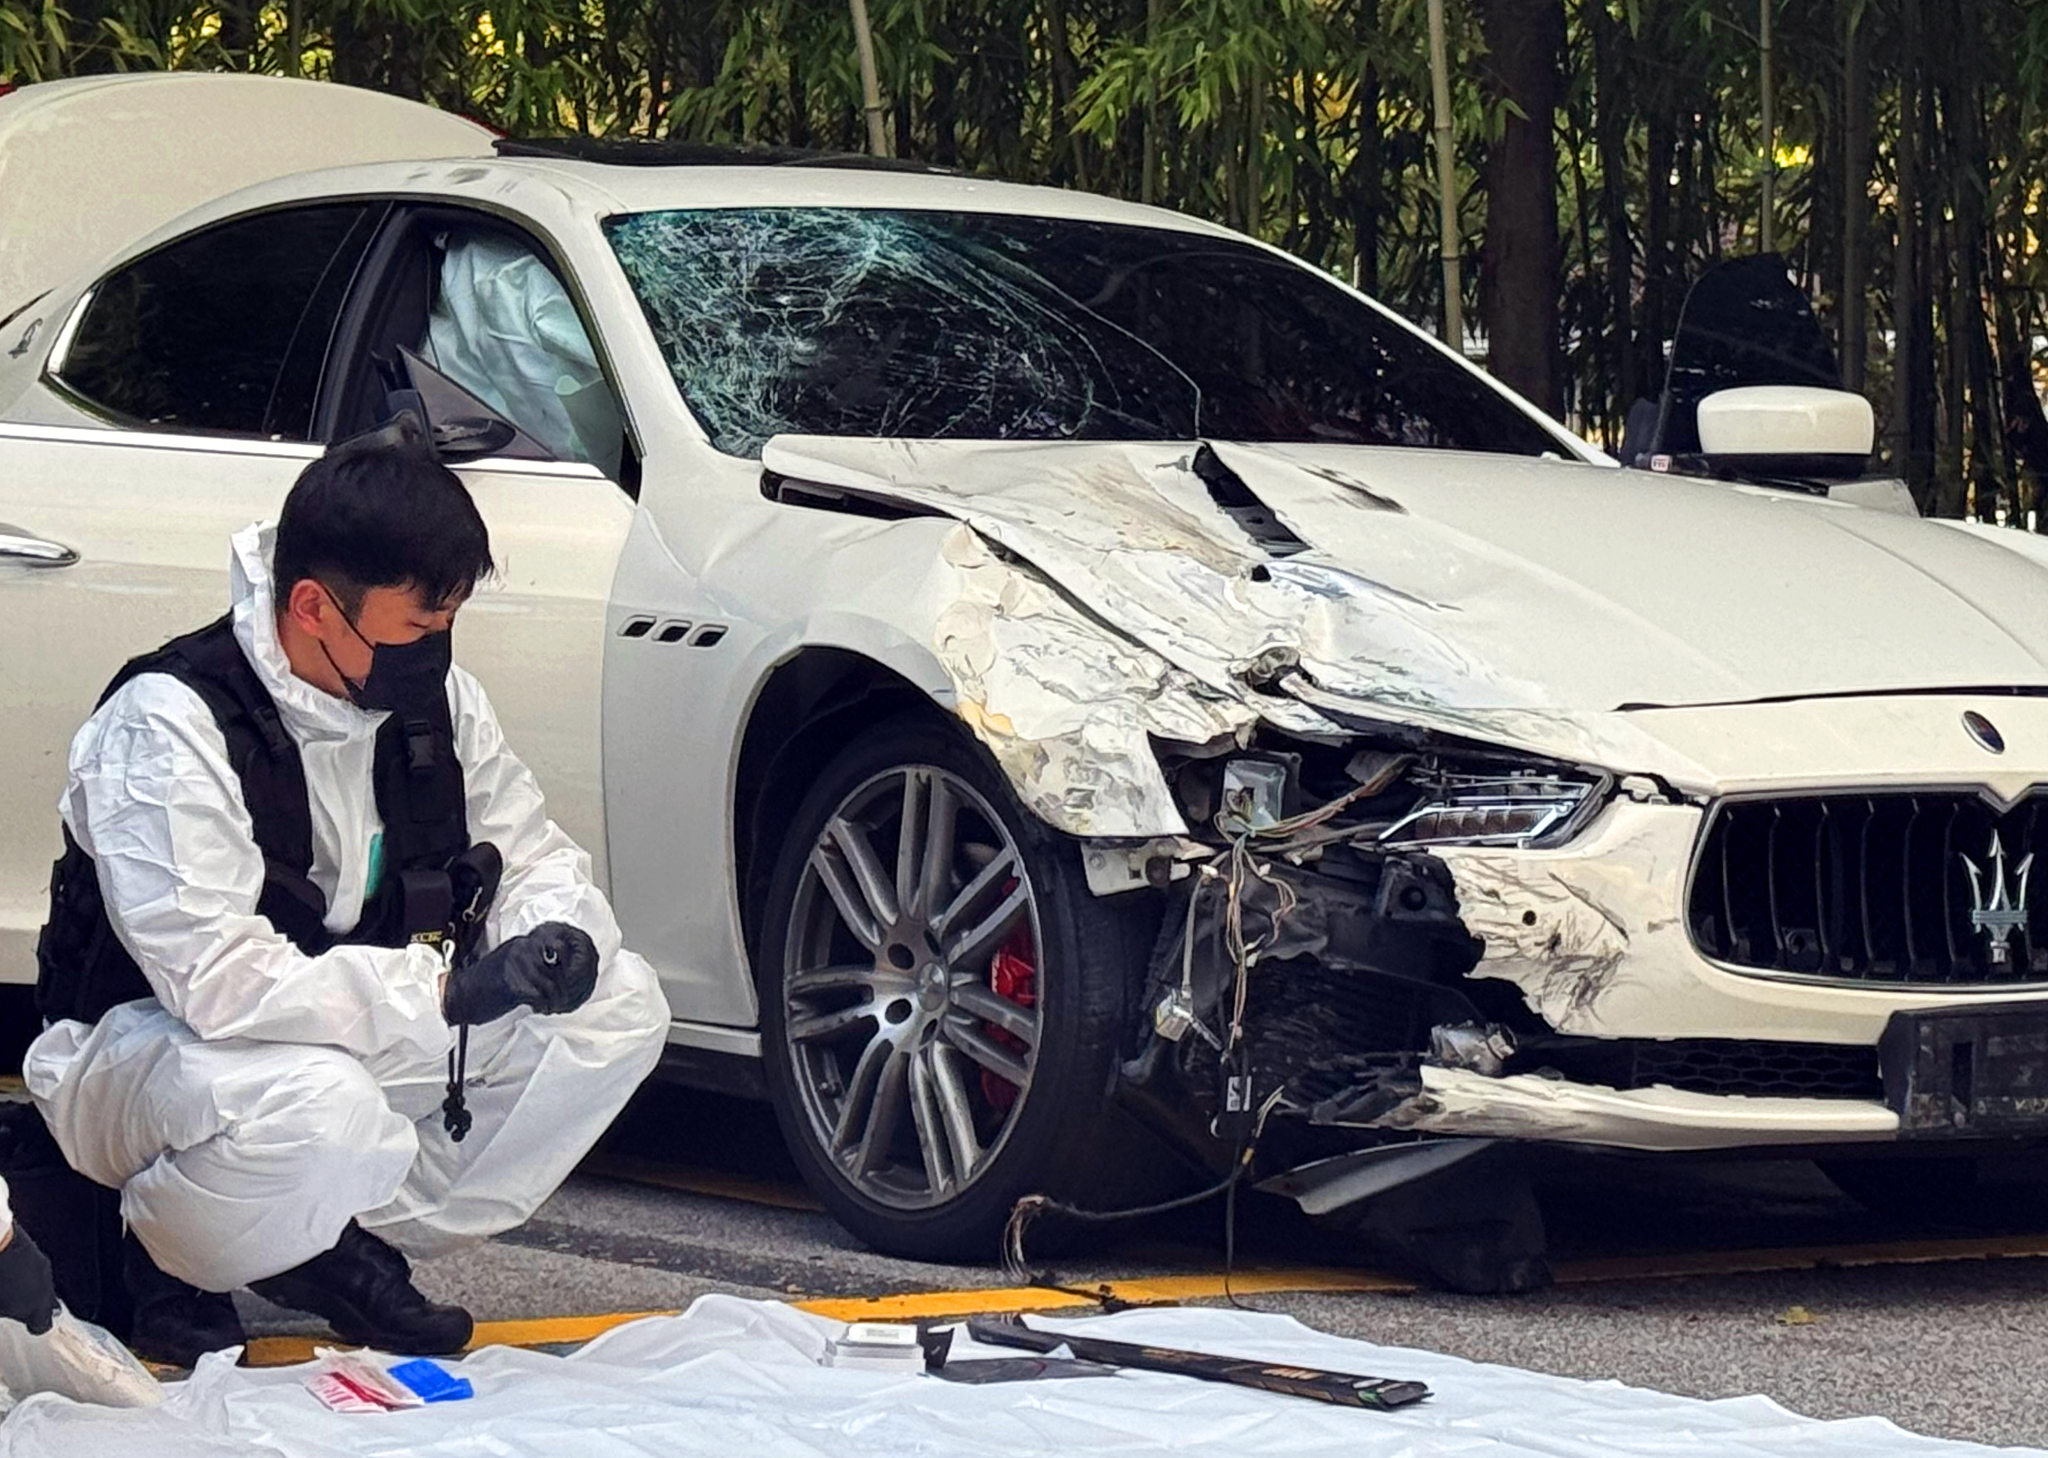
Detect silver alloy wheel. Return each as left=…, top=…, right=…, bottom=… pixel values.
left=782, top=764, right=1044, bottom=1210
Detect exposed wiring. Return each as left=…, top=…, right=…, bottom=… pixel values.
left=1221, top=1084, right=1290, bottom=1312
left=1001, top=1085, right=1291, bottom=1305
left=1220, top=834, right=1299, bottom=1053
left=1021, top=777, right=1403, bottom=1308
left=1001, top=1175, right=1239, bottom=1287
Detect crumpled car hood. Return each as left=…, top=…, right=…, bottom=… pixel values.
left=763, top=436, right=2048, bottom=750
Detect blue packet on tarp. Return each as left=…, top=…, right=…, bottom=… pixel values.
left=388, top=1357, right=473, bottom=1403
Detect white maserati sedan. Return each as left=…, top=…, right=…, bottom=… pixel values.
left=6, top=74, right=2048, bottom=1280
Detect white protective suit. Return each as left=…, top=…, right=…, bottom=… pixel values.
left=24, top=525, right=669, bottom=1293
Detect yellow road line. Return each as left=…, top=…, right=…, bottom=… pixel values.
left=243, top=1310, right=677, bottom=1368
left=239, top=1271, right=1394, bottom=1366
left=582, top=1153, right=823, bottom=1212
left=796, top=1267, right=1408, bottom=1323
left=236, top=1230, right=2048, bottom=1368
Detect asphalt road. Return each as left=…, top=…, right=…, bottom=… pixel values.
left=228, top=1082, right=2048, bottom=1451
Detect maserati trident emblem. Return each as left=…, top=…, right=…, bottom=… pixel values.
left=1963, top=833, right=2033, bottom=966
left=1963, top=711, right=2005, bottom=754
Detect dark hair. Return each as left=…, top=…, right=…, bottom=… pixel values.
left=273, top=423, right=494, bottom=618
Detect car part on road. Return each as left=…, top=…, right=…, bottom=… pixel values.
left=24, top=1294, right=2001, bottom=1457
left=1309, top=1142, right=1551, bottom=1294
left=1257, top=1139, right=1500, bottom=1218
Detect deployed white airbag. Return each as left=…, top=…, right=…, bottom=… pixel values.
left=0, top=1296, right=2027, bottom=1457
left=425, top=233, right=622, bottom=476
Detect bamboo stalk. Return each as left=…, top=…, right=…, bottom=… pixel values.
left=1141, top=0, right=1162, bottom=204
left=1427, top=0, right=1462, bottom=350
left=849, top=0, right=891, bottom=158
left=1759, top=0, right=1775, bottom=253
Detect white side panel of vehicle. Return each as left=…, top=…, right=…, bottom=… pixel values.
left=599, top=509, right=756, bottom=1027
left=0, top=426, right=316, bottom=986
left=0, top=423, right=630, bottom=986
left=448, top=458, right=634, bottom=890
left=598, top=481, right=969, bottom=1029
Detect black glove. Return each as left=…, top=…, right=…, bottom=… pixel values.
left=0, top=1226, right=57, bottom=1335
left=443, top=922, right=599, bottom=1026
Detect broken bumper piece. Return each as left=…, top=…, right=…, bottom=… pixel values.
left=1335, top=1064, right=1900, bottom=1150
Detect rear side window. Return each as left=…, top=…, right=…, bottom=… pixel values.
left=57, top=204, right=380, bottom=439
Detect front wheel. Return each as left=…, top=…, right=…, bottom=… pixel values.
left=756, top=715, right=1154, bottom=1260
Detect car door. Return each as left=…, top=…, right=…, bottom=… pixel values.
left=311, top=203, right=639, bottom=889
left=0, top=201, right=383, bottom=987
left=0, top=197, right=637, bottom=988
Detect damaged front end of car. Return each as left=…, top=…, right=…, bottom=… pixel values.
left=1123, top=738, right=1609, bottom=1144
left=756, top=434, right=1954, bottom=1284
left=1100, top=734, right=1608, bottom=1286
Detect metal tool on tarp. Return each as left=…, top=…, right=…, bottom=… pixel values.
left=965, top=1316, right=1431, bottom=1410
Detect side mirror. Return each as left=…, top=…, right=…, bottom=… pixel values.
left=377, top=345, right=555, bottom=463
left=1696, top=385, right=1873, bottom=482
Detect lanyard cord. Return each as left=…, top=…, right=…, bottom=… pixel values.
left=443, top=1028, right=472, bottom=1141
left=440, top=882, right=489, bottom=1143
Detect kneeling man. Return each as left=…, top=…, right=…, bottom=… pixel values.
left=25, top=428, right=669, bottom=1364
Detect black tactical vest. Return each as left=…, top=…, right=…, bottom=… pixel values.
left=35, top=614, right=482, bottom=1027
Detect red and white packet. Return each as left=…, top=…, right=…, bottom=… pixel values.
left=303, top=1351, right=426, bottom=1414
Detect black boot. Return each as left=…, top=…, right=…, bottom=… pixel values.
left=123, top=1234, right=249, bottom=1369
left=249, top=1222, right=472, bottom=1355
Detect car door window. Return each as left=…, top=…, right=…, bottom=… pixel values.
left=56, top=203, right=381, bottom=440
left=420, top=228, right=623, bottom=478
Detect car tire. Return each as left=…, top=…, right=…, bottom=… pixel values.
left=756, top=712, right=1160, bottom=1261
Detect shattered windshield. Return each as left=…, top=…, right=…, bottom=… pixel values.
left=604, top=208, right=1566, bottom=460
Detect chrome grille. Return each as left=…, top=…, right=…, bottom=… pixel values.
left=1689, top=792, right=2048, bottom=985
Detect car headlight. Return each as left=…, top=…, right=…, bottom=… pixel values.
left=1175, top=745, right=1611, bottom=850
left=1379, top=768, right=1607, bottom=850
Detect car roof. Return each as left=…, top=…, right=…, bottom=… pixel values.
left=137, top=150, right=1247, bottom=258
left=533, top=156, right=1244, bottom=234
left=492, top=135, right=956, bottom=173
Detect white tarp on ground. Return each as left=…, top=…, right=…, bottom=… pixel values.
left=0, top=1295, right=2032, bottom=1458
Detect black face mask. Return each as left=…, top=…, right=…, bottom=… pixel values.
left=319, top=591, right=453, bottom=717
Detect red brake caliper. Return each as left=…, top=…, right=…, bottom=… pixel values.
left=981, top=884, right=1037, bottom=1112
